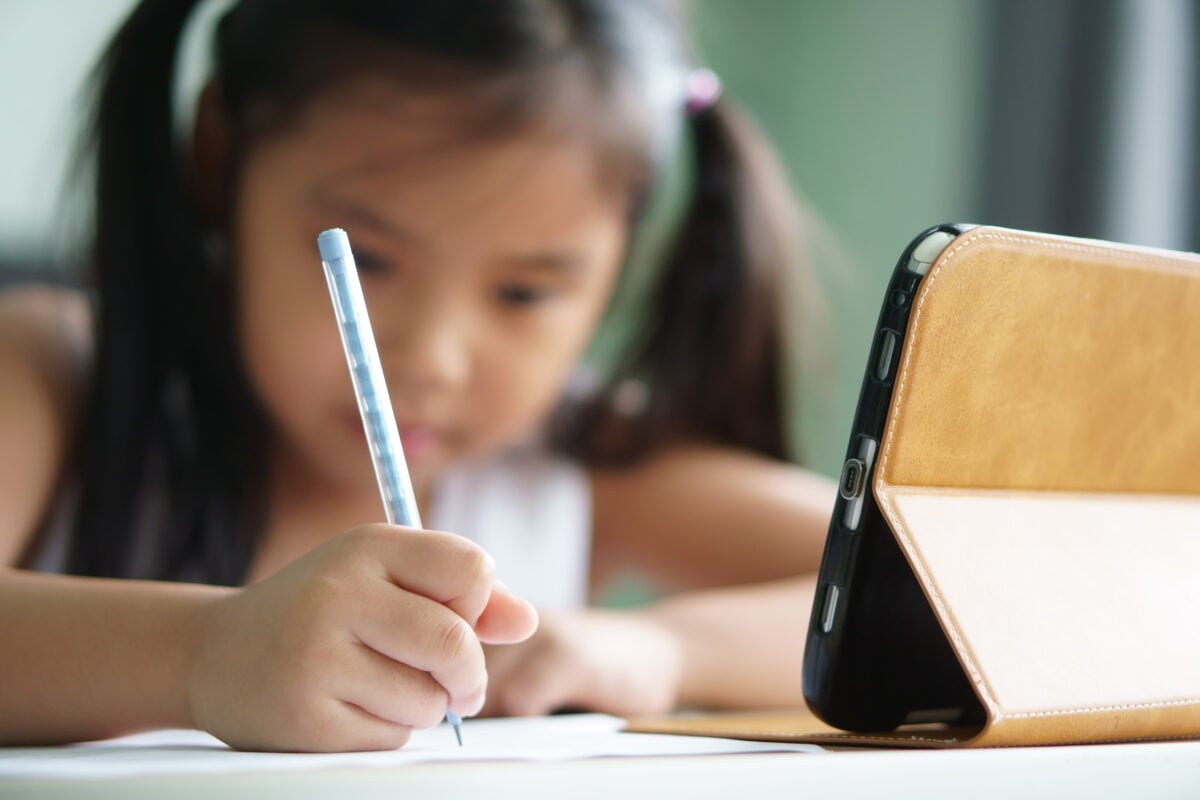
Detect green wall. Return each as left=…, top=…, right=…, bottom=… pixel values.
left=693, top=0, right=989, bottom=476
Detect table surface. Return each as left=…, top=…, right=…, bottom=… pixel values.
left=6, top=737, right=1200, bottom=800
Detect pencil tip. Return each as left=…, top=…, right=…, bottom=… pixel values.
left=445, top=710, right=464, bottom=745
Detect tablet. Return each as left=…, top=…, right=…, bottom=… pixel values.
left=802, top=224, right=1200, bottom=743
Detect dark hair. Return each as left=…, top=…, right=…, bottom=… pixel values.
left=64, top=0, right=813, bottom=583
left=551, top=99, right=804, bottom=464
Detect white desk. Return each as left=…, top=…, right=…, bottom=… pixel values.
left=5, top=735, right=1200, bottom=799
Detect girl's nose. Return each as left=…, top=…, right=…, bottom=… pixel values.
left=373, top=300, right=471, bottom=396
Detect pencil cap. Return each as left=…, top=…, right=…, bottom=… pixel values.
left=318, top=228, right=351, bottom=263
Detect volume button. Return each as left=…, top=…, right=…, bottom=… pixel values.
left=875, top=330, right=897, bottom=381
left=820, top=584, right=840, bottom=634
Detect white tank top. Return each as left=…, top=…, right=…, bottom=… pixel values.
left=429, top=446, right=592, bottom=611
left=30, top=446, right=593, bottom=610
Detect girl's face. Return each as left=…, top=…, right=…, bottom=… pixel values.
left=230, top=80, right=629, bottom=501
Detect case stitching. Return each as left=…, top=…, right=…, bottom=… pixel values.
left=818, top=732, right=1200, bottom=747
left=1007, top=699, right=1200, bottom=719
left=938, top=230, right=1200, bottom=276
left=875, top=228, right=1200, bottom=721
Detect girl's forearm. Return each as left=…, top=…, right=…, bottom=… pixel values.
left=0, top=568, right=231, bottom=745
left=645, top=576, right=815, bottom=710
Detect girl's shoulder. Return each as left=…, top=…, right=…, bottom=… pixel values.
left=0, top=285, right=91, bottom=413
left=0, top=285, right=91, bottom=567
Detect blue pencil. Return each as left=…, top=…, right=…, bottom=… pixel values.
left=318, top=227, right=465, bottom=746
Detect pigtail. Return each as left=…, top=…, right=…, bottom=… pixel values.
left=556, top=99, right=806, bottom=465
left=68, top=0, right=254, bottom=583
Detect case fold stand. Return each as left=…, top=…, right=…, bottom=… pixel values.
left=628, top=227, right=1200, bottom=748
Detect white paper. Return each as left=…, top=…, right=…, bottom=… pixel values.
left=0, top=714, right=819, bottom=779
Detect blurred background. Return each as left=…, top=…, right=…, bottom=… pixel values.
left=1, top=0, right=1196, bottom=477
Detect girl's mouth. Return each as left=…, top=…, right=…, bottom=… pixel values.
left=398, top=426, right=439, bottom=459
left=341, top=411, right=441, bottom=460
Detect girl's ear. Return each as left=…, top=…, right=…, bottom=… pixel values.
left=190, top=81, right=232, bottom=226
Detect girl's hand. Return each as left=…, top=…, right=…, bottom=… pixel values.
left=480, top=609, right=683, bottom=718
left=187, top=525, right=537, bottom=752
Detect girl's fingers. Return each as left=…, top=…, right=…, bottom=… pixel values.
left=356, top=526, right=495, bottom=627
left=350, top=585, right=487, bottom=710
left=239, top=696, right=414, bottom=753
left=342, top=526, right=537, bottom=644
left=336, top=642, right=462, bottom=730
left=311, top=527, right=540, bottom=728
left=326, top=700, right=415, bottom=753
left=475, top=581, right=539, bottom=644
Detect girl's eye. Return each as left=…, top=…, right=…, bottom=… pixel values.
left=497, top=284, right=554, bottom=306
left=354, top=249, right=391, bottom=274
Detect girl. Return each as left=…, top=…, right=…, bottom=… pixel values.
left=0, top=0, right=834, bottom=752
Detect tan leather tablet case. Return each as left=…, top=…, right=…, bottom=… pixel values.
left=629, top=226, right=1200, bottom=747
